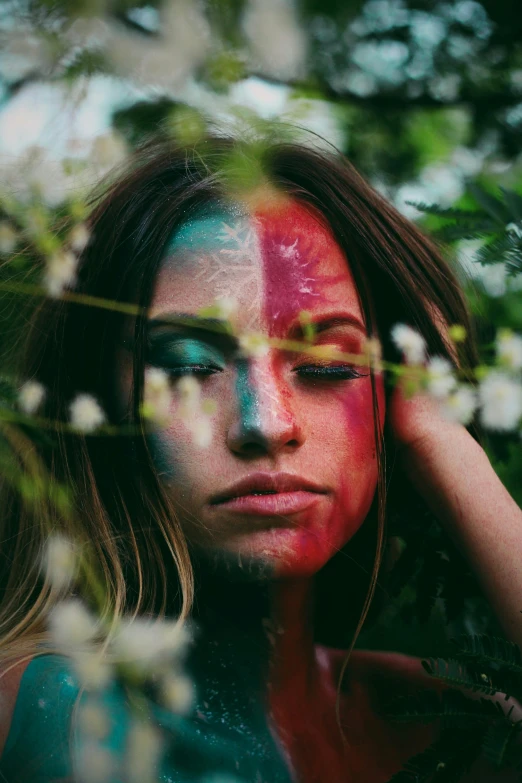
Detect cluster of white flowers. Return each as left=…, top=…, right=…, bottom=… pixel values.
left=48, top=598, right=100, bottom=651
left=497, top=330, right=522, bottom=370
left=42, top=533, right=78, bottom=591
left=390, top=323, right=427, bottom=365
left=478, top=371, right=522, bottom=432
left=69, top=393, right=106, bottom=433
left=391, top=323, right=522, bottom=432
left=238, top=331, right=270, bottom=359
left=143, top=367, right=172, bottom=425
left=109, top=615, right=191, bottom=674
left=242, top=0, right=307, bottom=80
left=44, top=249, right=79, bottom=298
left=18, top=379, right=46, bottom=415
left=105, top=0, right=211, bottom=90
left=17, top=382, right=108, bottom=433
left=0, top=220, right=17, bottom=255
left=175, top=375, right=215, bottom=448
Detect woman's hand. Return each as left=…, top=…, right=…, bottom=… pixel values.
left=388, top=380, right=522, bottom=648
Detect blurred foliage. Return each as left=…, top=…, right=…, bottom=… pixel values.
left=1, top=1, right=522, bottom=779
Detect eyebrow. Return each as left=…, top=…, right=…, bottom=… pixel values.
left=147, top=313, right=234, bottom=336
left=288, top=314, right=367, bottom=339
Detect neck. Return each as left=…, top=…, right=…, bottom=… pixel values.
left=190, top=554, right=319, bottom=695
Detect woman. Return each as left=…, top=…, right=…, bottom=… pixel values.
left=0, top=137, right=521, bottom=783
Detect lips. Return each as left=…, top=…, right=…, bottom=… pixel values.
left=209, top=473, right=327, bottom=516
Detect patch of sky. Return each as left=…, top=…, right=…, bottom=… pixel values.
left=125, top=5, right=160, bottom=34
left=428, top=74, right=462, bottom=101
left=352, top=40, right=409, bottom=84
left=510, top=70, right=522, bottom=93
left=452, top=0, right=491, bottom=38
left=447, top=34, right=478, bottom=61
left=410, top=12, right=447, bottom=47
left=341, top=70, right=377, bottom=97
left=350, top=0, right=409, bottom=35
left=394, top=163, right=464, bottom=219
left=309, top=15, right=339, bottom=44
left=505, top=103, right=522, bottom=128
left=405, top=50, right=434, bottom=81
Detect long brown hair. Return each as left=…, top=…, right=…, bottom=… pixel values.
left=0, top=136, right=478, bottom=670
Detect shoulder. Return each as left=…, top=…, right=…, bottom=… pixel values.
left=317, top=646, right=520, bottom=782
left=0, top=656, right=32, bottom=756
left=0, top=653, right=80, bottom=780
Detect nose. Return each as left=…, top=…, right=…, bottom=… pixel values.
left=227, top=357, right=304, bottom=458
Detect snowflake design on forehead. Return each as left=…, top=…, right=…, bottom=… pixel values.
left=191, top=217, right=262, bottom=330
left=262, top=224, right=346, bottom=330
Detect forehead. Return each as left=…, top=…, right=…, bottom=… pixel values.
left=150, top=200, right=364, bottom=334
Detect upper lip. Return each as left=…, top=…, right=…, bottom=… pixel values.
left=210, top=473, right=327, bottom=504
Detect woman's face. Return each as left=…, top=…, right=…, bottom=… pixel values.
left=136, top=199, right=385, bottom=578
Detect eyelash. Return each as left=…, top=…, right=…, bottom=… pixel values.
left=166, top=365, right=221, bottom=378
left=165, top=364, right=365, bottom=381
left=294, top=364, right=364, bottom=380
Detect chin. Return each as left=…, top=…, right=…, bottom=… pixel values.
left=223, top=526, right=338, bottom=579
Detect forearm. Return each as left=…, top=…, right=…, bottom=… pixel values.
left=403, top=428, right=522, bottom=649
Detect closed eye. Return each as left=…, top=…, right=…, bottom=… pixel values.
left=165, top=365, right=223, bottom=378
left=294, top=364, right=366, bottom=380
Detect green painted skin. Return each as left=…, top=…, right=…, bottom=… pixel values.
left=1, top=614, right=292, bottom=783
left=0, top=212, right=293, bottom=783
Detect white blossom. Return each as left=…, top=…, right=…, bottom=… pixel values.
left=125, top=721, right=163, bottom=783
left=390, top=323, right=426, bottom=365
left=0, top=33, right=53, bottom=83
left=497, top=330, right=522, bottom=370
left=76, top=742, right=116, bottom=783
left=69, top=223, right=90, bottom=253
left=439, top=385, right=477, bottom=425
left=18, top=380, right=46, bottom=415
left=0, top=221, right=17, bottom=255
left=78, top=702, right=111, bottom=740
left=48, top=599, right=99, bottom=651
left=479, top=371, right=522, bottom=431
left=190, top=416, right=213, bottom=449
left=243, top=0, right=307, bottom=80
left=44, top=249, right=78, bottom=298
left=109, top=617, right=191, bottom=674
left=144, top=367, right=172, bottom=424
left=90, top=132, right=128, bottom=175
left=363, top=337, right=383, bottom=372
left=426, top=356, right=457, bottom=399
left=41, top=533, right=77, bottom=591
left=160, top=672, right=194, bottom=714
left=72, top=651, right=113, bottom=691
left=177, top=375, right=201, bottom=413
left=106, top=0, right=210, bottom=90
left=214, top=296, right=237, bottom=321
left=69, top=394, right=106, bottom=433
left=238, top=332, right=270, bottom=359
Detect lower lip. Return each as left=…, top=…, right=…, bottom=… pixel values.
left=211, top=491, right=324, bottom=516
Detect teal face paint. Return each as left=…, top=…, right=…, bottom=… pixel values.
left=235, top=357, right=265, bottom=448
left=163, top=204, right=248, bottom=261
left=147, top=335, right=227, bottom=374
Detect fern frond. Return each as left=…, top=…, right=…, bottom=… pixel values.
left=468, top=183, right=511, bottom=224
left=383, top=688, right=506, bottom=727
left=433, top=222, right=498, bottom=243
left=421, top=658, right=499, bottom=695
left=405, top=201, right=484, bottom=220
left=481, top=718, right=522, bottom=769
left=450, top=634, right=522, bottom=673
left=386, top=729, right=483, bottom=783
left=475, top=232, right=522, bottom=271
left=500, top=188, right=522, bottom=222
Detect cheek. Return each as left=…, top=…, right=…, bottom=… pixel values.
left=325, top=376, right=384, bottom=535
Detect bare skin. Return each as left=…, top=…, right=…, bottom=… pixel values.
left=119, top=196, right=522, bottom=781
